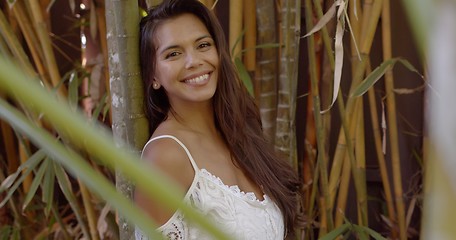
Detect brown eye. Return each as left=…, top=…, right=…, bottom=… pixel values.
left=165, top=51, right=181, bottom=59
left=198, top=42, right=211, bottom=49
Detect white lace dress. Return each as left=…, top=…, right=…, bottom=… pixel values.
left=135, top=135, right=284, bottom=240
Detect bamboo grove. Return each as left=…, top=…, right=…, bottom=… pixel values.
left=0, top=0, right=441, bottom=239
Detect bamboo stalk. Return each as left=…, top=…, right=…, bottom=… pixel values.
left=243, top=0, right=256, bottom=71
left=313, top=0, right=335, bottom=69
left=77, top=178, right=100, bottom=240
left=334, top=153, right=350, bottom=227
left=308, top=164, right=320, bottom=240
left=10, top=1, right=48, bottom=87
left=318, top=197, right=328, bottom=236
left=319, top=0, right=351, bottom=208
left=229, top=0, right=243, bottom=58
left=304, top=0, right=333, bottom=231
left=355, top=99, right=367, bottom=226
left=95, top=5, right=112, bottom=125
left=333, top=91, right=362, bottom=227
left=381, top=0, right=406, bottom=239
left=105, top=0, right=150, bottom=238
left=349, top=0, right=363, bottom=85
left=329, top=0, right=383, bottom=227
left=255, top=0, right=279, bottom=143
left=333, top=94, right=361, bottom=226
left=276, top=0, right=300, bottom=169
left=0, top=9, right=38, bottom=80
left=18, top=140, right=32, bottom=193
left=366, top=72, right=397, bottom=237
left=303, top=90, right=316, bottom=206
left=1, top=118, right=19, bottom=174
left=25, top=0, right=67, bottom=97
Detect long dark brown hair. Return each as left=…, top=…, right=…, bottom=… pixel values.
left=139, top=0, right=302, bottom=236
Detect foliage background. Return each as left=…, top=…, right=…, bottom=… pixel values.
left=1, top=0, right=452, bottom=239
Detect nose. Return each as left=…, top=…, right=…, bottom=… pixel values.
left=184, top=50, right=203, bottom=69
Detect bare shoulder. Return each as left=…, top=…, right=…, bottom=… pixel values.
left=135, top=133, right=195, bottom=225
left=141, top=136, right=194, bottom=189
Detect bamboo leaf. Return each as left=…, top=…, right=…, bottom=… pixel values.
left=0, top=150, right=44, bottom=207
left=54, top=161, right=90, bottom=238
left=43, top=158, right=56, bottom=215
left=234, top=57, right=254, bottom=96
left=352, top=224, right=387, bottom=240
left=46, top=0, right=57, bottom=12
left=327, top=0, right=346, bottom=111
left=68, top=0, right=76, bottom=14
left=351, top=58, right=397, bottom=97
left=92, top=93, right=108, bottom=121
left=319, top=223, right=351, bottom=240
left=21, top=158, right=48, bottom=211
left=0, top=150, right=45, bottom=191
left=102, top=99, right=111, bottom=122
left=398, top=59, right=423, bottom=77
left=302, top=0, right=339, bottom=38
left=0, top=226, right=10, bottom=237
left=351, top=58, right=423, bottom=97
left=231, top=30, right=246, bottom=58
left=0, top=97, right=165, bottom=240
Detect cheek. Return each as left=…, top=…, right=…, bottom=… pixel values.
left=209, top=55, right=220, bottom=72
left=154, top=63, right=173, bottom=83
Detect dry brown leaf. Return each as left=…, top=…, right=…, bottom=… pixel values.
left=301, top=0, right=340, bottom=38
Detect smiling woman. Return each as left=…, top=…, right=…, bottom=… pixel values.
left=135, top=0, right=303, bottom=239
left=152, top=13, right=219, bottom=107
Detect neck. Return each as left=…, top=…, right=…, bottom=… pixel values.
left=168, top=101, right=218, bottom=137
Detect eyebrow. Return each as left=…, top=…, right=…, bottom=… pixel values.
left=158, top=35, right=213, bottom=55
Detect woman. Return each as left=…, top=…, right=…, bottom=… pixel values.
left=135, top=0, right=302, bottom=239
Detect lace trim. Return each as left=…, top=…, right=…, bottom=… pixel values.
left=199, top=168, right=268, bottom=205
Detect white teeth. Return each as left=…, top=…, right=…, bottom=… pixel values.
left=185, top=74, right=209, bottom=83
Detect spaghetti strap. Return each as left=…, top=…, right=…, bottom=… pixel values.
left=141, top=135, right=199, bottom=171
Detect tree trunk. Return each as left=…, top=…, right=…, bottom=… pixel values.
left=255, top=0, right=278, bottom=144
left=275, top=0, right=301, bottom=167
left=105, top=1, right=149, bottom=239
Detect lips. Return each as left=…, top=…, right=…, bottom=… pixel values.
left=183, top=73, right=210, bottom=84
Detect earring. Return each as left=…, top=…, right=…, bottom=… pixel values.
left=153, top=82, right=160, bottom=89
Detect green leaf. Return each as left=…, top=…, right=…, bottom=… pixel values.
left=54, top=161, right=90, bottom=238
left=42, top=158, right=56, bottom=216
left=0, top=150, right=45, bottom=207
left=398, top=59, right=423, bottom=77
left=319, top=223, right=351, bottom=240
left=351, top=58, right=397, bottom=97
left=0, top=97, right=164, bottom=240
left=0, top=225, right=12, bottom=239
left=92, top=93, right=108, bottom=121
left=352, top=225, right=387, bottom=240
left=230, top=30, right=246, bottom=58
left=234, top=57, right=254, bottom=96
left=22, top=158, right=48, bottom=211
left=1, top=149, right=45, bottom=191
left=351, top=58, right=423, bottom=97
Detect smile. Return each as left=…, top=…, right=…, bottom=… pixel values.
left=183, top=73, right=209, bottom=84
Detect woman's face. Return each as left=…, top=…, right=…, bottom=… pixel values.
left=152, top=13, right=219, bottom=108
